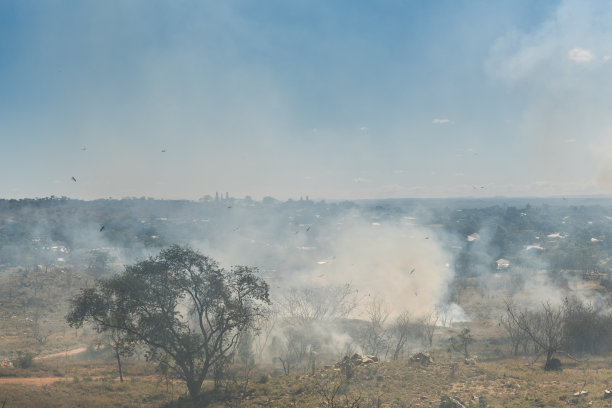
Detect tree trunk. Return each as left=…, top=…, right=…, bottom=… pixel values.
left=544, top=350, right=553, bottom=371
left=114, top=345, right=123, bottom=382
left=186, top=379, right=203, bottom=399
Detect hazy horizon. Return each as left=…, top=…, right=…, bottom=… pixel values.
left=2, top=0, right=612, bottom=201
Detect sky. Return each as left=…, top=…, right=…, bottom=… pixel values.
left=1, top=0, right=612, bottom=201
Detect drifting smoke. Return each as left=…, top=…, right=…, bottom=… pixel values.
left=6, top=196, right=612, bottom=365
left=183, top=204, right=461, bottom=320
left=594, top=131, right=612, bottom=193
left=486, top=0, right=612, bottom=196
left=299, top=212, right=455, bottom=319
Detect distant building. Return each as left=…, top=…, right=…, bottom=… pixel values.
left=496, top=258, right=510, bottom=270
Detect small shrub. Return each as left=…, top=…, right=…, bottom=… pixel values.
left=293, top=385, right=306, bottom=395
left=16, top=352, right=34, bottom=369
left=440, top=395, right=466, bottom=407
left=257, top=373, right=269, bottom=384
left=73, top=375, right=80, bottom=383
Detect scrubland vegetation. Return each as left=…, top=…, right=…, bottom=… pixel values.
left=2, top=197, right=612, bottom=407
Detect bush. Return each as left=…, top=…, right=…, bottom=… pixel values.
left=563, top=297, right=612, bottom=354
left=440, top=395, right=467, bottom=407
left=16, top=352, right=34, bottom=369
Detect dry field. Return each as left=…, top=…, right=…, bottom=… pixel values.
left=1, top=351, right=612, bottom=407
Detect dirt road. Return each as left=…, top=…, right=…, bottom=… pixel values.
left=0, top=377, right=72, bottom=386
left=34, top=347, right=87, bottom=360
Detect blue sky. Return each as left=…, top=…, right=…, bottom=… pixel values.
left=1, top=0, right=611, bottom=200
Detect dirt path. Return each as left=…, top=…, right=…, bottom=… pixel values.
left=0, top=375, right=173, bottom=386
left=0, top=377, right=72, bottom=386
left=34, top=347, right=87, bottom=360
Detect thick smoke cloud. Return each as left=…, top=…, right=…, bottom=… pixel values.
left=187, top=205, right=458, bottom=319
left=301, top=212, right=454, bottom=319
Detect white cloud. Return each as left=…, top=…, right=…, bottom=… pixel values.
left=604, top=55, right=612, bottom=61
left=353, top=177, right=370, bottom=183
left=486, top=1, right=612, bottom=86
left=568, top=47, right=594, bottom=63
left=485, top=0, right=612, bottom=192
left=432, top=118, right=450, bottom=124
left=359, top=126, right=369, bottom=131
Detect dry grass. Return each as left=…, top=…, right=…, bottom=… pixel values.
left=0, top=359, right=186, bottom=408
left=2, top=272, right=612, bottom=407
left=208, top=355, right=612, bottom=408
left=4, top=355, right=612, bottom=408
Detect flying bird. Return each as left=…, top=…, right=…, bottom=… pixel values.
left=99, top=225, right=105, bottom=232
left=233, top=226, right=240, bottom=232
left=81, top=147, right=86, bottom=151
left=306, top=226, right=311, bottom=232
left=71, top=176, right=77, bottom=182
left=161, top=150, right=166, bottom=153
left=227, top=206, right=232, bottom=209
left=409, top=268, right=415, bottom=275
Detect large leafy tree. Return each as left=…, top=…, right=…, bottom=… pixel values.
left=66, top=245, right=270, bottom=398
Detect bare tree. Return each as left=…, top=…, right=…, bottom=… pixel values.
left=279, top=284, right=358, bottom=325
left=389, top=311, right=422, bottom=360
left=506, top=301, right=564, bottom=370
left=275, top=284, right=359, bottom=371
left=276, top=327, right=311, bottom=375
left=500, top=303, right=531, bottom=356
left=436, top=303, right=453, bottom=328
left=422, top=311, right=439, bottom=348
left=253, top=305, right=278, bottom=361
left=359, top=297, right=389, bottom=357
left=28, top=297, right=51, bottom=345
left=314, top=370, right=362, bottom=408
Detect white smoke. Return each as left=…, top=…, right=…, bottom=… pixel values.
left=294, top=211, right=456, bottom=319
